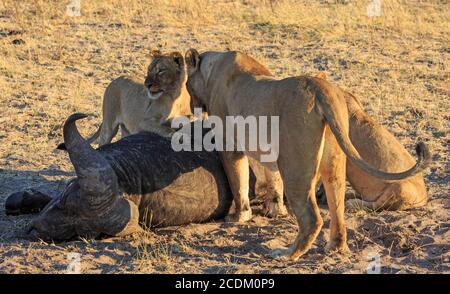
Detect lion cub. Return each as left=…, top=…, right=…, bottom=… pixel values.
left=58, top=50, right=191, bottom=149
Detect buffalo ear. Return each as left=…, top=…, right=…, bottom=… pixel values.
left=185, top=48, right=200, bottom=73
left=171, top=51, right=184, bottom=68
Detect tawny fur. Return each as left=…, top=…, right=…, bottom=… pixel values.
left=184, top=50, right=430, bottom=261
left=250, top=72, right=428, bottom=212
left=77, top=50, right=192, bottom=147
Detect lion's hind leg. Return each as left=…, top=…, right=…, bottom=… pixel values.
left=319, top=127, right=349, bottom=254
left=346, top=198, right=377, bottom=211
left=97, top=122, right=120, bottom=146
left=271, top=126, right=325, bottom=261
left=346, top=184, right=409, bottom=212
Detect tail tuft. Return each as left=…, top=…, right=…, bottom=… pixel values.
left=415, top=141, right=431, bottom=168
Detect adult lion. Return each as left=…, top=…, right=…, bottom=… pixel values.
left=253, top=72, right=428, bottom=212
left=58, top=50, right=191, bottom=150
left=184, top=49, right=430, bottom=260
left=335, top=83, right=428, bottom=211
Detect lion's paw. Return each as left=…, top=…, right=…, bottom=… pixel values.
left=325, top=242, right=351, bottom=255
left=263, top=201, right=288, bottom=218
left=346, top=199, right=368, bottom=212
left=225, top=209, right=252, bottom=223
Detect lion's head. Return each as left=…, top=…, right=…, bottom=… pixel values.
left=144, top=49, right=186, bottom=100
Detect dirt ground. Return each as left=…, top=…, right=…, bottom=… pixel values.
left=0, top=1, right=448, bottom=273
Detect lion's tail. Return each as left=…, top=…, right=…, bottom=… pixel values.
left=313, top=79, right=431, bottom=181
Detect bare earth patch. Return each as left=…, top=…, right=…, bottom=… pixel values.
left=0, top=0, right=448, bottom=273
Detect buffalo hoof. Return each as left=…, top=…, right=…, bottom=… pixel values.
left=5, top=190, right=52, bottom=215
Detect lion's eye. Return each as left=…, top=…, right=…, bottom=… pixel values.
left=158, top=70, right=166, bottom=76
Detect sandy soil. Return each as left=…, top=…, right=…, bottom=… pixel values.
left=0, top=1, right=448, bottom=273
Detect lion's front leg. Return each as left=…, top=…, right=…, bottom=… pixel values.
left=248, top=159, right=287, bottom=217
left=262, top=164, right=288, bottom=217
left=220, top=151, right=252, bottom=223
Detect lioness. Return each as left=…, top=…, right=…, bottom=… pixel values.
left=343, top=90, right=428, bottom=210
left=58, top=50, right=191, bottom=149
left=184, top=49, right=430, bottom=260
left=254, top=72, right=428, bottom=212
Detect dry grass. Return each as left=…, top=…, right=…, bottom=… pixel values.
left=0, top=0, right=448, bottom=273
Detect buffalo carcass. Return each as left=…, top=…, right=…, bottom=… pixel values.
left=25, top=113, right=232, bottom=241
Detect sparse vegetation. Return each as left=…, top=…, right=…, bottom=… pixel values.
left=0, top=0, right=448, bottom=273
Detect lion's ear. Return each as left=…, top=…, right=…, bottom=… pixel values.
left=171, top=52, right=184, bottom=68
left=185, top=49, right=200, bottom=73
left=150, top=48, right=161, bottom=58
